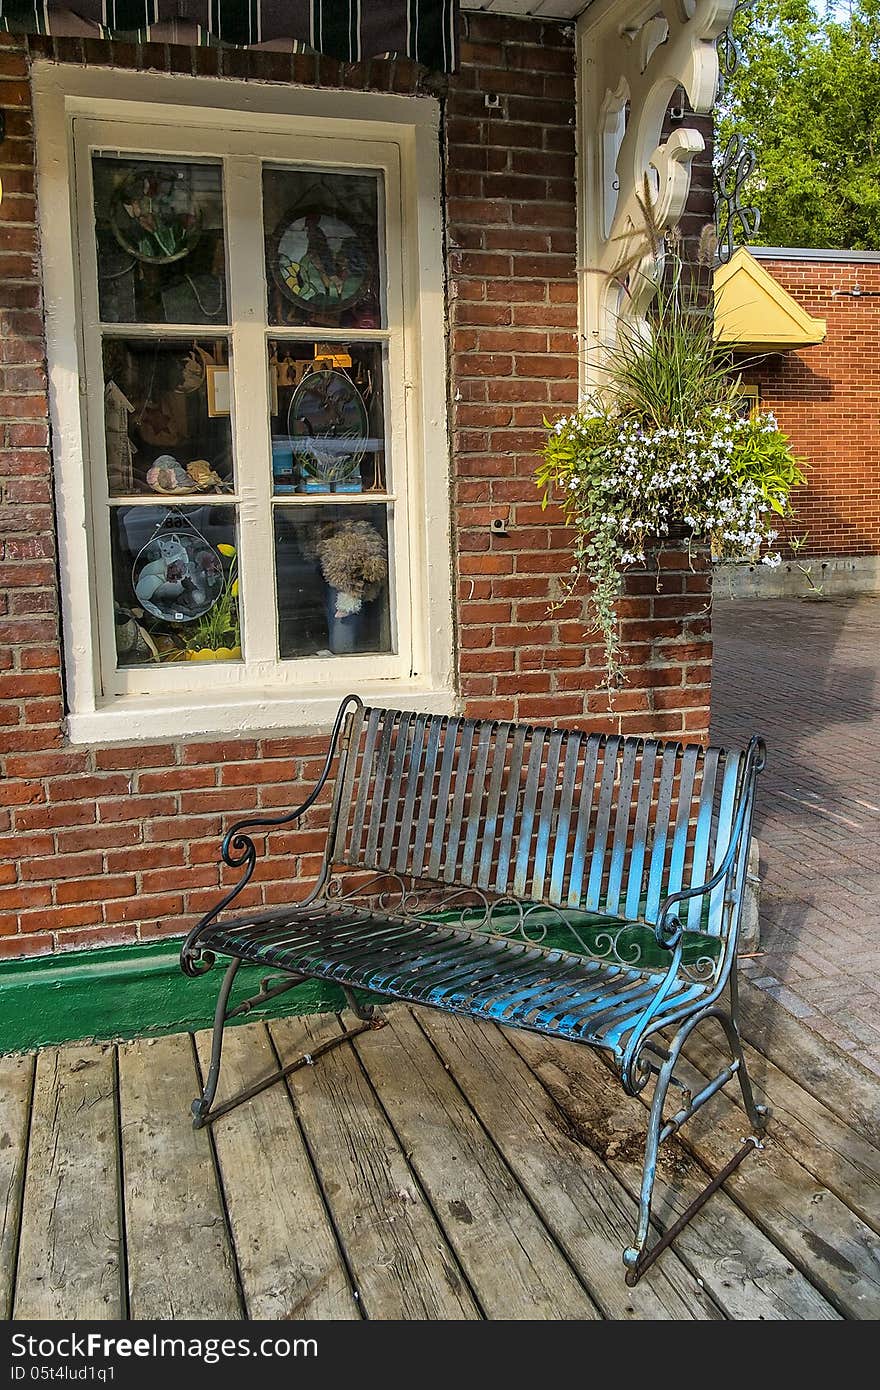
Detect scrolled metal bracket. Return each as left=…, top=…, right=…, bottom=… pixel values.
left=714, top=1, right=761, bottom=263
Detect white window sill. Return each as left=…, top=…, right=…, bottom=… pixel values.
left=67, top=684, right=460, bottom=745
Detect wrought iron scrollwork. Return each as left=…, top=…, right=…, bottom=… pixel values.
left=321, top=868, right=720, bottom=977
left=715, top=133, right=761, bottom=264
left=714, top=1, right=761, bottom=264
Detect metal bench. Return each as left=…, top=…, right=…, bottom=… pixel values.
left=182, top=694, right=768, bottom=1284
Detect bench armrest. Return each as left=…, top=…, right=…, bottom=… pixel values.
left=181, top=694, right=362, bottom=976
left=654, top=734, right=765, bottom=950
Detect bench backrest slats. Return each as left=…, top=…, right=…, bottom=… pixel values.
left=686, top=747, right=720, bottom=931
left=666, top=744, right=702, bottom=901
left=444, top=720, right=476, bottom=884
left=513, top=728, right=547, bottom=898
left=477, top=720, right=514, bottom=891
left=496, top=724, right=529, bottom=894
left=643, top=744, right=680, bottom=922
left=708, top=750, right=743, bottom=932
left=605, top=737, right=639, bottom=917
left=462, top=721, right=494, bottom=885
left=549, top=731, right=584, bottom=904
left=531, top=729, right=565, bottom=901
left=565, top=734, right=603, bottom=909
left=330, top=707, right=751, bottom=938
left=393, top=713, right=429, bottom=875
left=585, top=736, right=620, bottom=911
left=624, top=741, right=659, bottom=921
left=411, top=715, right=445, bottom=878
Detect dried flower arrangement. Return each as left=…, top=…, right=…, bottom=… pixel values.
left=316, top=520, right=388, bottom=618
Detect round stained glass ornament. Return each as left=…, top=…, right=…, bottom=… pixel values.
left=289, top=368, right=369, bottom=490
left=111, top=167, right=203, bottom=266
left=132, top=528, right=223, bottom=623
left=270, top=206, right=373, bottom=316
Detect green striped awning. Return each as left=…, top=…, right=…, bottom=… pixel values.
left=0, top=1, right=460, bottom=71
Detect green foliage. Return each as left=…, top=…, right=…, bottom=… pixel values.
left=185, top=544, right=240, bottom=654
left=718, top=0, right=880, bottom=249
left=732, top=412, right=807, bottom=514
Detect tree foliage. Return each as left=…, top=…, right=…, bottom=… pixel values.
left=717, top=0, right=880, bottom=249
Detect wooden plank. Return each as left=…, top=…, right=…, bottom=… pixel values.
left=506, top=1027, right=840, bottom=1321
left=14, top=1045, right=121, bottom=1320
left=647, top=1043, right=880, bottom=1318
left=416, top=1009, right=721, bottom=1320
left=739, top=978, right=880, bottom=1148
left=118, top=1033, right=241, bottom=1320
left=194, top=1021, right=359, bottom=1320
left=684, top=1026, right=880, bottom=1235
left=270, top=1013, right=480, bottom=1320
left=0, top=1055, right=34, bottom=1321
left=354, top=1006, right=601, bottom=1320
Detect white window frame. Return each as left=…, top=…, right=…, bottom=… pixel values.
left=33, top=64, right=455, bottom=743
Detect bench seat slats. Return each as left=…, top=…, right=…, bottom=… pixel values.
left=201, top=907, right=705, bottom=1053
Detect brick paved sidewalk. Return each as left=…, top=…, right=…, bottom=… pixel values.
left=711, top=596, right=880, bottom=1076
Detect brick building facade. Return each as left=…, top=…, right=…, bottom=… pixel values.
left=741, top=249, right=880, bottom=561
left=0, top=12, right=715, bottom=965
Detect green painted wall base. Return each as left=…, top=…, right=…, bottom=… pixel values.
left=0, top=939, right=347, bottom=1054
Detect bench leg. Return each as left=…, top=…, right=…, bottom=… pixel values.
left=622, top=1005, right=767, bottom=1285
left=192, top=958, right=241, bottom=1128
left=191, top=959, right=385, bottom=1128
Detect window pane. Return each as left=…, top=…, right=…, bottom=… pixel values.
left=103, top=338, right=234, bottom=498
left=110, top=504, right=241, bottom=667
left=268, top=340, right=387, bottom=495
left=263, top=166, right=384, bottom=328
left=92, top=156, right=228, bottom=325
left=273, top=504, right=392, bottom=659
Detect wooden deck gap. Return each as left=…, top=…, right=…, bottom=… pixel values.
left=263, top=1018, right=367, bottom=1321
left=403, top=1005, right=608, bottom=1319
left=111, top=1046, right=131, bottom=1320
left=5, top=1054, right=36, bottom=1323
left=190, top=1034, right=249, bottom=1321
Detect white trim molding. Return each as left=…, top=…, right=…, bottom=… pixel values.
left=32, top=64, right=456, bottom=743
left=577, top=0, right=734, bottom=386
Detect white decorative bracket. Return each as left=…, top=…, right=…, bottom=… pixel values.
left=577, top=0, right=736, bottom=387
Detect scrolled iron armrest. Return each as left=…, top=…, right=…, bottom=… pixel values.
left=653, top=734, right=766, bottom=952
left=180, top=694, right=363, bottom=978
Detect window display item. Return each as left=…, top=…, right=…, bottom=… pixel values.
left=271, top=207, right=373, bottom=316
left=289, top=367, right=368, bottom=492
left=111, top=166, right=203, bottom=265
left=185, top=459, right=227, bottom=492
left=161, top=274, right=227, bottom=324
left=132, top=520, right=224, bottom=623
left=146, top=456, right=197, bottom=495
left=104, top=381, right=135, bottom=494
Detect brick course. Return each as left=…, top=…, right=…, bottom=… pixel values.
left=0, top=13, right=714, bottom=958
left=740, top=257, right=880, bottom=558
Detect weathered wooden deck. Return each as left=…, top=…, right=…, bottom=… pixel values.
left=2, top=978, right=878, bottom=1321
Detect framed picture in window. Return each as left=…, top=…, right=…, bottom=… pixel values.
left=206, top=364, right=231, bottom=417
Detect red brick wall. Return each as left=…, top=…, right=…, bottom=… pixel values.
left=0, top=13, right=714, bottom=960
left=740, top=256, right=880, bottom=557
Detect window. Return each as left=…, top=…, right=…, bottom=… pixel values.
left=733, top=383, right=761, bottom=419
left=36, top=68, right=453, bottom=742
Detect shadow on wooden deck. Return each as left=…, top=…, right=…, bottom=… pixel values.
left=2, top=979, right=878, bottom=1321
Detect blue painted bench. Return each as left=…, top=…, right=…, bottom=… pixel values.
left=183, top=694, right=767, bottom=1284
